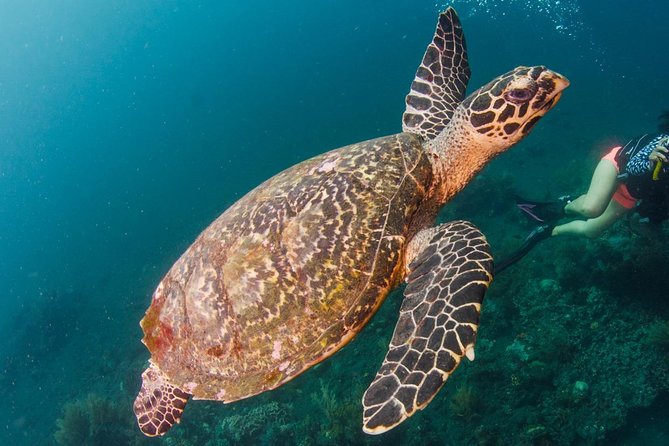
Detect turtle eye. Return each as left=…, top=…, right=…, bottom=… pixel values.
left=504, top=88, right=533, bottom=104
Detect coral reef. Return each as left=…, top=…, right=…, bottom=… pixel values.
left=306, top=378, right=364, bottom=444
left=54, top=393, right=144, bottom=446
left=215, top=401, right=291, bottom=445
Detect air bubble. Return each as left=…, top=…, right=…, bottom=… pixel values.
left=435, top=0, right=584, bottom=38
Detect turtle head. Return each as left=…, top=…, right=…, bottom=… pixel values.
left=426, top=66, right=568, bottom=203
left=459, top=65, right=569, bottom=150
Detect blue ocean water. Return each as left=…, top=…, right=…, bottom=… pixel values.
left=1, top=1, right=668, bottom=444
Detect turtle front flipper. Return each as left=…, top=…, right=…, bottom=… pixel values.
left=362, top=221, right=492, bottom=434
left=402, top=7, right=470, bottom=141
left=134, top=363, right=191, bottom=436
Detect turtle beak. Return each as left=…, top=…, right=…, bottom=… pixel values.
left=541, top=69, right=569, bottom=105
left=548, top=69, right=570, bottom=92
left=517, top=67, right=569, bottom=137
left=531, top=68, right=569, bottom=116
left=549, top=70, right=569, bottom=106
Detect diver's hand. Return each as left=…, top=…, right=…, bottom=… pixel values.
left=649, top=140, right=669, bottom=164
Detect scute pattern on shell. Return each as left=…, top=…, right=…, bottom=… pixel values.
left=141, top=132, right=435, bottom=402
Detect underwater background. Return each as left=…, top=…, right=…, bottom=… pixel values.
left=2, top=0, right=669, bottom=444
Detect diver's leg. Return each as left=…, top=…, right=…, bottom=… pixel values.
left=564, top=159, right=619, bottom=218
left=553, top=198, right=630, bottom=238
left=495, top=158, right=624, bottom=274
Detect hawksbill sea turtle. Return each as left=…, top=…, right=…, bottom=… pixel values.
left=133, top=7, right=568, bottom=436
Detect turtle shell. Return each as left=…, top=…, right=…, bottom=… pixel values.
left=140, top=132, right=435, bottom=401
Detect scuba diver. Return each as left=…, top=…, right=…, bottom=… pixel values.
left=496, top=111, right=669, bottom=274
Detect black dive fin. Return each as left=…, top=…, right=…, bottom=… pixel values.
left=494, top=224, right=553, bottom=275
left=514, top=194, right=570, bottom=224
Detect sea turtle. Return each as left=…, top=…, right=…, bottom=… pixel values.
left=134, top=7, right=568, bottom=437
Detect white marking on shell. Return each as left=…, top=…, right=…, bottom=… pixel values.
left=215, top=389, right=226, bottom=399
left=278, top=360, right=290, bottom=372
left=183, top=381, right=198, bottom=393
left=317, top=160, right=337, bottom=173
left=272, top=340, right=282, bottom=360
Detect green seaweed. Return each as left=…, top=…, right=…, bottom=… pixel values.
left=647, top=320, right=669, bottom=350
left=448, top=383, right=481, bottom=419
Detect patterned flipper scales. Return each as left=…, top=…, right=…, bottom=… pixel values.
left=402, top=7, right=471, bottom=141
left=133, top=364, right=191, bottom=436
left=362, top=221, right=493, bottom=434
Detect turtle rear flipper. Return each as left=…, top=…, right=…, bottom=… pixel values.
left=133, top=364, right=191, bottom=436
left=362, top=221, right=492, bottom=434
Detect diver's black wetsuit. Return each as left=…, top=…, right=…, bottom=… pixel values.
left=616, top=133, right=669, bottom=224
